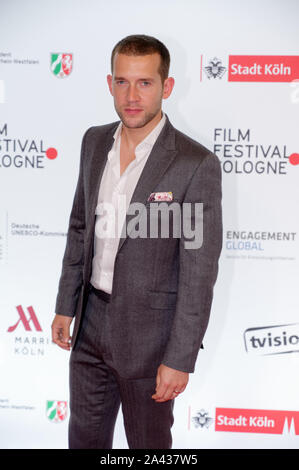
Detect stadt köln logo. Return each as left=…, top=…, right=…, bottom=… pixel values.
left=50, top=53, right=73, bottom=78
left=192, top=409, right=214, bottom=429
left=204, top=57, right=227, bottom=79
left=46, top=400, right=68, bottom=423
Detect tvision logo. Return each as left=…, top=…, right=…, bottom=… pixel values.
left=244, top=323, right=299, bottom=356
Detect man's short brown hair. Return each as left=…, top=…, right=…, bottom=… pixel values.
left=111, top=34, right=170, bottom=83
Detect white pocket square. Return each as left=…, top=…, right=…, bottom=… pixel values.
left=148, top=191, right=173, bottom=202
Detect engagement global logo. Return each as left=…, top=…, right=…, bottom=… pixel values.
left=224, top=229, right=297, bottom=261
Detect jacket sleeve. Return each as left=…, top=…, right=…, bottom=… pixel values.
left=54, top=128, right=90, bottom=317
left=161, top=152, right=223, bottom=372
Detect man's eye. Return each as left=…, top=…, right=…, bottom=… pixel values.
left=116, top=80, right=126, bottom=85
left=141, top=81, right=151, bottom=86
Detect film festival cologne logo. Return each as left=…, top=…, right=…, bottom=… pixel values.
left=7, top=304, right=50, bottom=356
left=201, top=54, right=299, bottom=174
left=213, top=127, right=298, bottom=176
left=0, top=123, right=58, bottom=170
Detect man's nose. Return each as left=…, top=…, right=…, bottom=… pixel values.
left=127, top=84, right=140, bottom=102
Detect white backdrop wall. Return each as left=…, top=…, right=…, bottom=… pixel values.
left=0, top=0, right=298, bottom=449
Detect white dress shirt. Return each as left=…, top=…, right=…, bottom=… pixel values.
left=90, top=113, right=166, bottom=294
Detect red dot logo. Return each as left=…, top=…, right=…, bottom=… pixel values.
left=46, top=147, right=58, bottom=160
left=289, top=153, right=299, bottom=165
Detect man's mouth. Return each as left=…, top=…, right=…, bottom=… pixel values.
left=124, top=108, right=143, bottom=115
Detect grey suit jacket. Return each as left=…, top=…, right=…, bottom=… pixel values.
left=55, top=114, right=222, bottom=379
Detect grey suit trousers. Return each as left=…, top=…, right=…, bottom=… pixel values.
left=68, top=288, right=175, bottom=449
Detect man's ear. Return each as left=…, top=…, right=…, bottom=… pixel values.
left=162, top=77, right=175, bottom=99
left=107, top=74, right=113, bottom=95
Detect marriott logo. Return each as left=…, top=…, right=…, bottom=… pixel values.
left=7, top=305, right=50, bottom=356
left=7, top=305, right=42, bottom=332
left=244, top=323, right=299, bottom=356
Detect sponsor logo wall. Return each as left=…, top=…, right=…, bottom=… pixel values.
left=0, top=0, right=298, bottom=449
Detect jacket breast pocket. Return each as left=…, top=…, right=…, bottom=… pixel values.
left=148, top=291, right=177, bottom=310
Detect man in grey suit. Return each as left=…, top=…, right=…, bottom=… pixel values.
left=51, top=34, right=222, bottom=449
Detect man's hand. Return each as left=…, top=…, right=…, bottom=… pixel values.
left=152, top=364, right=189, bottom=402
left=51, top=314, right=73, bottom=351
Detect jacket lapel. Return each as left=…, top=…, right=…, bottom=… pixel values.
left=117, top=115, right=178, bottom=253
left=88, top=123, right=118, bottom=223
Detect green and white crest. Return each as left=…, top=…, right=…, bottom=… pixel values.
left=50, top=53, right=73, bottom=78
left=46, top=400, right=68, bottom=422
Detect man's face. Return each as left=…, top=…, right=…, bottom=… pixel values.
left=107, top=53, right=174, bottom=129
